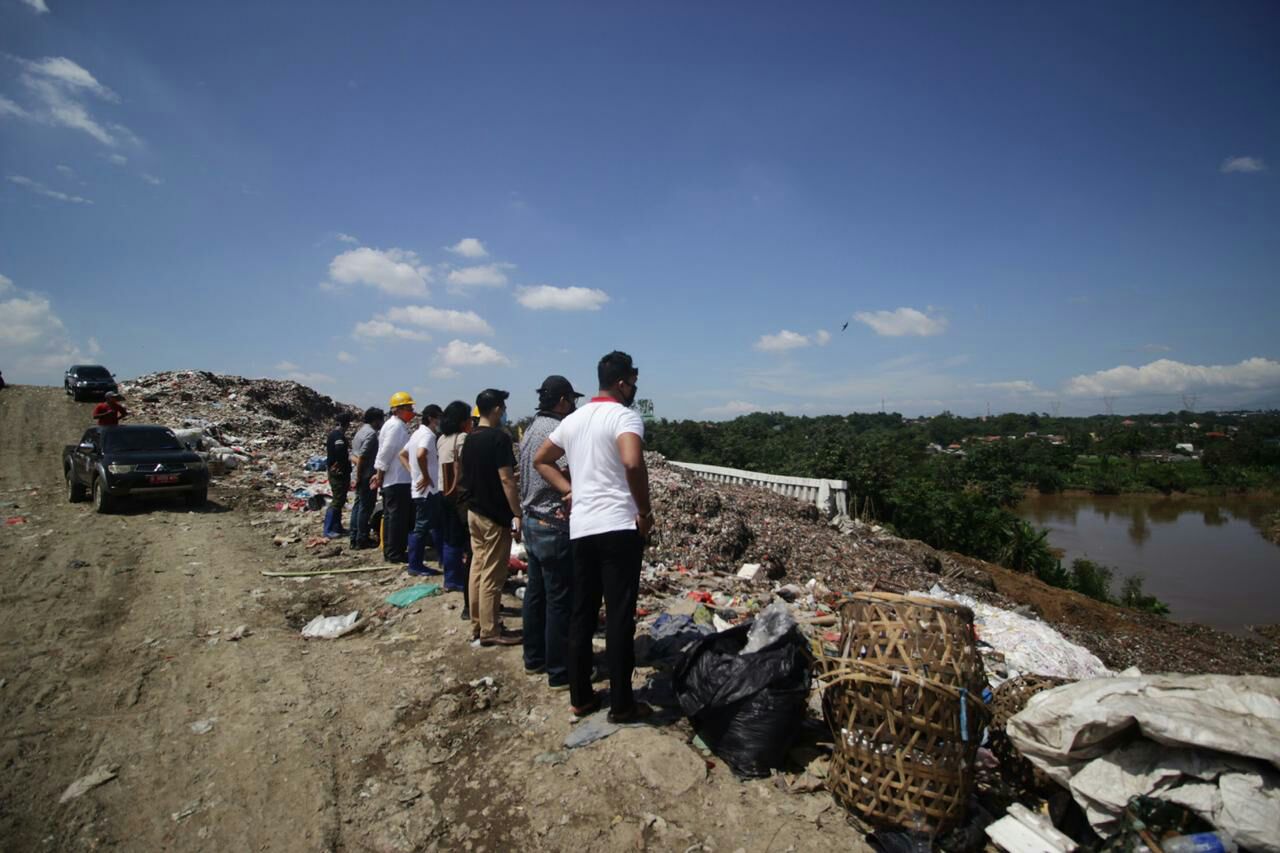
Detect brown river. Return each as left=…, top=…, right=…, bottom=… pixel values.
left=1017, top=493, right=1280, bottom=632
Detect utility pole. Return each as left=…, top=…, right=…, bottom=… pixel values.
left=1051, top=401, right=1061, bottom=418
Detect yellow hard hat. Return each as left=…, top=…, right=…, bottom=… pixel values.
left=389, top=391, right=415, bottom=409
left=472, top=405, right=481, bottom=419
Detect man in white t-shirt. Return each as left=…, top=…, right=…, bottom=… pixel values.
left=402, top=404, right=443, bottom=576
left=534, top=350, right=655, bottom=723
left=371, top=391, right=416, bottom=563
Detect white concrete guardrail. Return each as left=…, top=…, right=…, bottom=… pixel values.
left=668, top=461, right=849, bottom=518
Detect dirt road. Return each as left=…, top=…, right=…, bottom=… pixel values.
left=0, top=385, right=867, bottom=852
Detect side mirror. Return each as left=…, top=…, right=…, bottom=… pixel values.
left=79, top=441, right=93, bottom=450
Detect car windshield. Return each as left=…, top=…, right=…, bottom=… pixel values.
left=103, top=428, right=183, bottom=453
left=78, top=366, right=112, bottom=379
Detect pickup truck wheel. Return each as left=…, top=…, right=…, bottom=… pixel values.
left=184, top=488, right=208, bottom=509
left=67, top=471, right=88, bottom=503
left=92, top=476, right=114, bottom=514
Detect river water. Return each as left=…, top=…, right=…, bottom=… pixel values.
left=1016, top=493, right=1280, bottom=632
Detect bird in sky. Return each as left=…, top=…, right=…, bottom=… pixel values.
left=841, top=320, right=849, bottom=331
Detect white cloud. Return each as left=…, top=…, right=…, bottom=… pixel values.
left=754, top=330, right=812, bottom=352
left=328, top=247, right=432, bottom=298
left=352, top=319, right=431, bottom=342
left=335, top=232, right=359, bottom=244
left=7, top=174, right=93, bottom=204
left=978, top=380, right=1040, bottom=394
left=141, top=173, right=162, bottom=185
left=1141, top=343, right=1172, bottom=353
left=1063, top=358, right=1280, bottom=397
left=6, top=57, right=129, bottom=147
left=22, top=57, right=117, bottom=100
left=515, top=285, right=610, bottom=311
left=430, top=366, right=459, bottom=380
left=853, top=307, right=948, bottom=337
left=438, top=339, right=510, bottom=368
left=55, top=163, right=73, bottom=176
left=1221, top=156, right=1265, bottom=174
left=702, top=400, right=761, bottom=417
left=446, top=238, right=488, bottom=259
left=274, top=361, right=334, bottom=386
left=107, top=153, right=127, bottom=165
left=447, top=264, right=509, bottom=288
left=336, top=350, right=356, bottom=364
left=20, top=0, right=50, bottom=14
left=0, top=95, right=30, bottom=118
left=383, top=305, right=493, bottom=335
left=0, top=273, right=92, bottom=382
left=814, top=329, right=831, bottom=346
left=87, top=336, right=101, bottom=356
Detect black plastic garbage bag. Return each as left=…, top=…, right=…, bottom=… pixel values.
left=672, top=622, right=812, bottom=778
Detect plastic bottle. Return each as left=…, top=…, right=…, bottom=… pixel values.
left=1160, top=832, right=1237, bottom=853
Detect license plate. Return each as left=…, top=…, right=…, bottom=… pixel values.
left=147, top=474, right=179, bottom=484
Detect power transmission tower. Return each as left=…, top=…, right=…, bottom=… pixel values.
left=1051, top=401, right=1061, bottom=418
left=1103, top=396, right=1115, bottom=416
left=1181, top=393, right=1198, bottom=412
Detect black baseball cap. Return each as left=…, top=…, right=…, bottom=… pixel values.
left=475, top=388, right=510, bottom=416
left=537, top=375, right=583, bottom=403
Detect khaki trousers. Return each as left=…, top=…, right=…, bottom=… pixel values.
left=467, top=511, right=511, bottom=640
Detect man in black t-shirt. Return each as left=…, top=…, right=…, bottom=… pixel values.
left=459, top=389, right=522, bottom=647
left=324, top=412, right=353, bottom=539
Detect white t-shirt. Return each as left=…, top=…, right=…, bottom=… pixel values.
left=407, top=425, right=439, bottom=499
left=374, top=417, right=411, bottom=486
left=548, top=399, right=644, bottom=540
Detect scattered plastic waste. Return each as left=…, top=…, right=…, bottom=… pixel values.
left=301, top=611, right=360, bottom=639
left=190, top=717, right=216, bottom=734
left=59, top=765, right=119, bottom=803
left=740, top=600, right=797, bottom=655
left=385, top=584, right=441, bottom=607
left=564, top=711, right=620, bottom=749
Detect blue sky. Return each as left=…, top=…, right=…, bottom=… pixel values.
left=2, top=1, right=1277, bottom=418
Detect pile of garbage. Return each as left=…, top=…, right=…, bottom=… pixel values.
left=119, top=370, right=359, bottom=508
left=646, top=454, right=989, bottom=600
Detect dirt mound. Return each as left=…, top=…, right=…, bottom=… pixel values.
left=123, top=370, right=358, bottom=451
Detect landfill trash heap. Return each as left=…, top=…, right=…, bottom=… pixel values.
left=120, top=370, right=359, bottom=509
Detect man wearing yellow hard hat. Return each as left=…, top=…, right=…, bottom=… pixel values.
left=370, top=391, right=416, bottom=563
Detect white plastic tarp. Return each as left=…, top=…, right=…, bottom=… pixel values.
left=916, top=585, right=1110, bottom=682
left=1007, top=670, right=1280, bottom=852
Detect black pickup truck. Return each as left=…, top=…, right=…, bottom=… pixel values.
left=64, top=425, right=209, bottom=513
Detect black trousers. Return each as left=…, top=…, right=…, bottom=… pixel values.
left=381, top=483, right=412, bottom=562
left=567, top=529, right=645, bottom=712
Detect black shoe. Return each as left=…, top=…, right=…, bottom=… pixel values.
left=460, top=607, right=470, bottom=621
left=607, top=701, right=655, bottom=725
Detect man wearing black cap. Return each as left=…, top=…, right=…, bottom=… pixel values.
left=459, top=389, right=523, bottom=647
left=517, top=375, right=583, bottom=688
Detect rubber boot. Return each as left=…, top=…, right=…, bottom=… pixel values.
left=406, top=533, right=430, bottom=576
left=442, top=542, right=466, bottom=592
left=322, top=508, right=341, bottom=539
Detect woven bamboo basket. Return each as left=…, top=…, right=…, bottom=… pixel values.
left=817, top=592, right=989, bottom=833
left=987, top=674, right=1067, bottom=793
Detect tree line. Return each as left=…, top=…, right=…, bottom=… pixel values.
left=646, top=409, right=1280, bottom=614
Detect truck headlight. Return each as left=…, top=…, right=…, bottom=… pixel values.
left=107, top=463, right=132, bottom=474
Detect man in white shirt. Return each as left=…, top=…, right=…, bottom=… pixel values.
left=370, top=391, right=416, bottom=564
left=534, top=351, right=654, bottom=723
left=403, top=404, right=443, bottom=576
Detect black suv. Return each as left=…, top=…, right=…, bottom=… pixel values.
left=64, top=364, right=119, bottom=401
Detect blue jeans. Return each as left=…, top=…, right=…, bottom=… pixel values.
left=522, top=516, right=573, bottom=686
left=349, top=478, right=376, bottom=546
left=413, top=492, right=445, bottom=553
